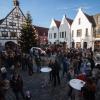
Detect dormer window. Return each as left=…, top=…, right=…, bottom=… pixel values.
left=78, top=18, right=81, bottom=25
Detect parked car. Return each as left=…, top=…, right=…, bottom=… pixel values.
left=30, top=47, right=46, bottom=56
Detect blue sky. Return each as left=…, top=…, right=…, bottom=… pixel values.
left=0, top=0, right=100, bottom=27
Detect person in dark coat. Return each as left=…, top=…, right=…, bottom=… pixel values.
left=62, top=56, right=69, bottom=77
left=10, top=74, right=25, bottom=100
left=35, top=55, right=41, bottom=73
left=0, top=80, right=6, bottom=100
left=88, top=57, right=95, bottom=71
left=48, top=60, right=53, bottom=81
left=95, top=70, right=100, bottom=100
left=27, top=56, right=33, bottom=76
left=52, top=60, right=61, bottom=86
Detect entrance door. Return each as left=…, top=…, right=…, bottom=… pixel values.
left=72, top=42, right=75, bottom=48
left=5, top=41, right=16, bottom=50
left=83, top=42, right=87, bottom=49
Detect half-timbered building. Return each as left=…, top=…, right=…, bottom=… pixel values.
left=0, top=0, right=26, bottom=48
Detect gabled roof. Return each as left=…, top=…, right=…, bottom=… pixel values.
left=34, top=25, right=49, bottom=36
left=84, top=13, right=96, bottom=27
left=65, top=17, right=73, bottom=25
left=0, top=6, right=26, bottom=25
left=54, top=19, right=61, bottom=28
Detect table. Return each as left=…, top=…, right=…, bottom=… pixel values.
left=40, top=67, right=52, bottom=88
left=69, top=79, right=85, bottom=90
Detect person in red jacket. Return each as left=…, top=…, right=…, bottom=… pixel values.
left=77, top=73, right=87, bottom=82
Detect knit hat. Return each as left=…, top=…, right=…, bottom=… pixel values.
left=1, top=67, right=7, bottom=73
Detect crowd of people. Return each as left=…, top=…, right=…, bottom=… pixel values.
left=47, top=47, right=100, bottom=100
left=0, top=46, right=100, bottom=100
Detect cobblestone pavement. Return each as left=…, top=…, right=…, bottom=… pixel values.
left=5, top=70, right=71, bottom=100
left=5, top=56, right=81, bottom=100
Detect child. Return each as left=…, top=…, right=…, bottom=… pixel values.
left=25, top=90, right=32, bottom=100
left=1, top=67, right=7, bottom=80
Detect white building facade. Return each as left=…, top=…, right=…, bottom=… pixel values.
left=48, top=16, right=72, bottom=48
left=59, top=15, right=72, bottom=48
left=71, top=8, right=94, bottom=49
left=48, top=19, right=60, bottom=44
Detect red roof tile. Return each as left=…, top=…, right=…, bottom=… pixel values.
left=54, top=20, right=61, bottom=28
left=65, top=17, right=73, bottom=25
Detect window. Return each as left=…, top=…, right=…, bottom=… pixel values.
left=72, top=30, right=74, bottom=37
left=96, top=28, right=100, bottom=34
left=2, top=32, right=8, bottom=37
left=78, top=18, right=81, bottom=25
left=10, top=32, right=17, bottom=37
left=15, top=14, right=20, bottom=18
left=85, top=28, right=88, bottom=36
left=60, top=32, right=62, bottom=38
left=62, top=32, right=64, bottom=38
left=9, top=22, right=16, bottom=26
left=65, top=31, right=66, bottom=38
left=98, top=16, right=100, bottom=24
left=49, top=33, right=51, bottom=39
left=54, top=33, right=56, bottom=38
left=77, top=29, right=82, bottom=37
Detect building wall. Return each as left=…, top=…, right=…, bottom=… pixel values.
left=0, top=6, right=26, bottom=47
left=48, top=19, right=59, bottom=44
left=39, top=36, right=48, bottom=45
left=59, top=16, right=71, bottom=48
left=71, top=9, right=93, bottom=49
left=93, top=14, right=100, bottom=50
